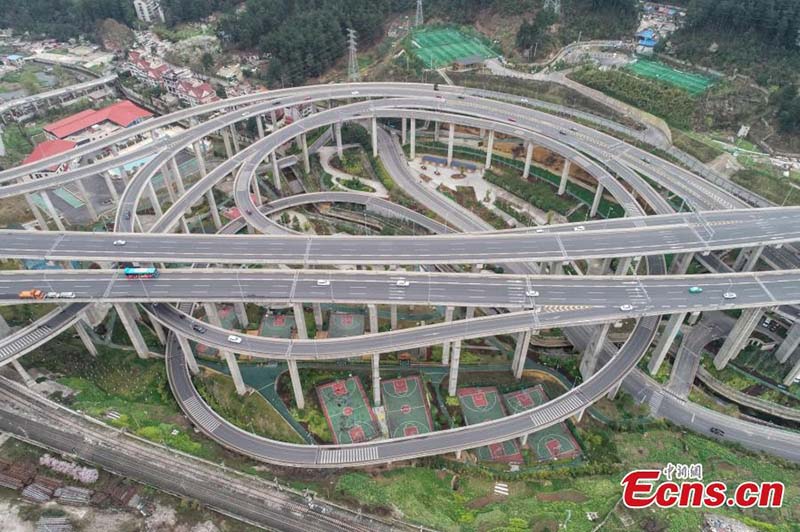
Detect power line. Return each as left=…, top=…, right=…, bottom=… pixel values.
left=415, top=0, right=424, bottom=27
left=347, top=28, right=360, bottom=82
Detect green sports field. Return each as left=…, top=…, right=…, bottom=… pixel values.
left=458, top=387, right=522, bottom=462
left=626, top=59, right=714, bottom=95
left=381, top=376, right=433, bottom=438
left=317, top=377, right=380, bottom=444
left=504, top=386, right=582, bottom=462
left=411, top=27, right=497, bottom=69
left=328, top=312, right=365, bottom=338
left=258, top=312, right=294, bottom=338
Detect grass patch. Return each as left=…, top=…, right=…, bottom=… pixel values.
left=672, top=129, right=724, bottom=163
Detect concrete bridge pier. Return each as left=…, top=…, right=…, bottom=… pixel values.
left=12, top=360, right=35, bottom=387
left=670, top=252, right=694, bottom=275
left=615, top=256, right=633, bottom=275
left=170, top=158, right=187, bottom=196
left=22, top=186, right=49, bottom=230
left=203, top=303, right=246, bottom=395
left=367, top=304, right=381, bottom=405
left=580, top=323, right=611, bottom=378
left=312, top=303, right=323, bottom=329
left=522, top=141, right=534, bottom=179
left=103, top=172, right=119, bottom=202
left=39, top=190, right=66, bottom=231
left=74, top=319, right=97, bottom=357
left=776, top=322, right=800, bottom=363
left=146, top=182, right=163, bottom=217
left=234, top=302, right=249, bottom=329
left=401, top=118, right=406, bottom=145
left=287, top=359, right=304, bottom=409
left=434, top=121, right=440, bottom=143
left=447, top=339, right=462, bottom=396
left=446, top=123, right=455, bottom=166
left=441, top=306, right=455, bottom=365
left=229, top=124, right=240, bottom=152
left=713, top=307, right=763, bottom=369
left=301, top=133, right=310, bottom=173
left=176, top=333, right=200, bottom=375
left=271, top=151, right=282, bottom=191
left=205, top=190, right=222, bottom=230
left=485, top=130, right=495, bottom=169
left=75, top=178, right=97, bottom=221
left=520, top=433, right=528, bottom=447
left=410, top=119, right=416, bottom=159
left=371, top=117, right=378, bottom=158
left=221, top=128, right=234, bottom=159
left=390, top=305, right=398, bottom=330
left=115, top=303, right=149, bottom=359
left=647, top=312, right=687, bottom=375
left=558, top=160, right=571, bottom=196
left=512, top=329, right=533, bottom=378
left=150, top=318, right=167, bottom=345
left=293, top=304, right=308, bottom=339
left=257, top=115, right=265, bottom=139
left=335, top=122, right=343, bottom=160
left=590, top=184, right=604, bottom=218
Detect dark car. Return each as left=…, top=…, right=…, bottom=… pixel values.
left=192, top=324, right=207, bottom=334
left=709, top=427, right=725, bottom=436
left=124, top=211, right=131, bottom=220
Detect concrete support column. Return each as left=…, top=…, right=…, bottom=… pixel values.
left=270, top=109, right=277, bottom=127
left=522, top=141, right=534, bottom=179
left=176, top=333, right=200, bottom=375
left=401, top=118, right=406, bottom=145
left=301, top=133, right=310, bottom=173
left=205, top=190, right=222, bottom=229
left=390, top=305, right=398, bottom=329
left=447, top=340, right=462, bottom=396
left=193, top=142, right=207, bottom=177
left=75, top=179, right=97, bottom=220
left=151, top=319, right=167, bottom=345
left=606, top=380, right=623, bottom=400
left=573, top=407, right=585, bottom=424
left=335, top=122, right=344, bottom=160
left=234, top=302, right=249, bottom=329
left=221, top=128, right=234, bottom=159
left=580, top=323, right=611, bottom=378
left=103, top=172, right=119, bottom=201
left=74, top=320, right=97, bottom=356
left=203, top=303, right=245, bottom=395
left=434, top=121, right=440, bottom=143
left=615, top=256, right=633, bottom=276
left=256, top=116, right=265, bottom=139
left=115, top=304, right=149, bottom=359
left=371, top=117, right=378, bottom=158
left=713, top=308, right=763, bottom=369
left=776, top=321, right=800, bottom=363
left=372, top=353, right=381, bottom=406
left=590, top=184, right=604, bottom=218
left=558, top=160, right=571, bottom=196
left=368, top=304, right=379, bottom=335
left=170, top=157, right=186, bottom=195
left=161, top=165, right=178, bottom=203
left=229, top=124, right=240, bottom=152
left=271, top=152, right=282, bottom=191
left=446, top=123, right=455, bottom=166
left=12, top=360, right=35, bottom=387
left=312, top=303, right=323, bottom=328
left=648, top=313, right=687, bottom=375
left=287, top=359, right=304, bottom=409
left=742, top=245, right=764, bottom=272
left=24, top=192, right=49, bottom=229
left=512, top=329, right=533, bottom=378
left=410, top=119, right=416, bottom=159
left=293, top=304, right=308, bottom=339
left=520, top=433, right=529, bottom=447
left=251, top=174, right=262, bottom=207
left=147, top=182, right=163, bottom=217
left=441, top=306, right=455, bottom=365
left=670, top=252, right=694, bottom=275
left=40, top=191, right=66, bottom=231
left=485, top=130, right=495, bottom=169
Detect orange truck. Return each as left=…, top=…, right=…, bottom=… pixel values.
left=19, top=289, right=45, bottom=300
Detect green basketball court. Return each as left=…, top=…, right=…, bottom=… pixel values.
left=627, top=59, right=714, bottom=95
left=328, top=312, right=365, bottom=338
left=258, top=312, right=295, bottom=339
left=503, top=386, right=582, bottom=462
left=411, top=27, right=497, bottom=69
left=458, top=387, right=522, bottom=462
left=317, top=377, right=380, bottom=444
left=381, top=375, right=433, bottom=438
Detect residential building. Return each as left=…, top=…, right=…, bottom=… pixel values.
left=22, top=139, right=76, bottom=178
left=43, top=100, right=152, bottom=145
left=133, top=0, right=166, bottom=24
left=126, top=50, right=219, bottom=106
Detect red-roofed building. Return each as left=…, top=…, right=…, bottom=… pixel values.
left=176, top=79, right=219, bottom=107
left=126, top=49, right=220, bottom=108
left=22, top=139, right=77, bottom=178
left=127, top=50, right=170, bottom=87
left=43, top=100, right=152, bottom=145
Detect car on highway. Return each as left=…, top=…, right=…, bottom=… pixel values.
left=59, top=292, right=76, bottom=299
left=124, top=211, right=131, bottom=220
left=113, top=239, right=126, bottom=246
left=525, top=289, right=539, bottom=297
left=688, top=286, right=703, bottom=294
left=396, top=279, right=410, bottom=287
left=620, top=304, right=633, bottom=311
left=46, top=291, right=59, bottom=299
left=559, top=130, right=567, bottom=135
left=710, top=427, right=725, bottom=436
left=723, top=292, right=737, bottom=300
left=507, top=117, right=516, bottom=123
left=535, top=228, right=545, bottom=233
left=573, top=226, right=585, bottom=231
left=351, top=90, right=359, bottom=96
left=519, top=97, right=529, bottom=103
left=192, top=324, right=207, bottom=334
left=227, top=335, right=243, bottom=344
left=316, top=279, right=330, bottom=286
left=245, top=209, right=253, bottom=215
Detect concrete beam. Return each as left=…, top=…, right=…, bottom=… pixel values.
left=446, top=123, right=455, bottom=166
left=648, top=312, right=687, bottom=375
left=485, top=130, right=495, bottom=169
left=558, top=160, right=571, bottom=196
left=115, top=303, right=149, bottom=359
left=441, top=306, right=455, bottom=365
left=776, top=321, right=800, bottom=363
left=522, top=142, right=534, bottom=179
left=447, top=340, right=462, bottom=396
left=713, top=308, right=763, bottom=369
left=287, top=359, right=304, bottom=409
left=176, top=333, right=200, bottom=375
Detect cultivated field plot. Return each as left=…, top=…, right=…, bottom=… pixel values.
left=627, top=59, right=714, bottom=95
left=411, top=27, right=497, bottom=69
left=457, top=387, right=522, bottom=462
left=258, top=313, right=295, bottom=338
left=504, top=386, right=582, bottom=462
left=317, top=377, right=380, bottom=444
left=328, top=312, right=365, bottom=338
left=381, top=376, right=434, bottom=438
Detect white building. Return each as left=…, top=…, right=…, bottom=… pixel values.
left=133, top=0, right=166, bottom=24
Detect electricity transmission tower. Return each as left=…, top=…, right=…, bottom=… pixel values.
left=347, top=28, right=360, bottom=82
left=543, top=0, right=561, bottom=15
left=415, top=0, right=424, bottom=27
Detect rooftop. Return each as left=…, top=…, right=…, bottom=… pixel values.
left=22, top=139, right=76, bottom=168
left=44, top=100, right=152, bottom=139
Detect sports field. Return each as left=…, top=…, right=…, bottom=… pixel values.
left=328, top=312, right=365, bottom=338
left=627, top=59, right=714, bottom=95
left=504, top=386, right=582, bottom=462
left=411, top=27, right=497, bottom=69
left=458, top=387, right=522, bottom=462
left=381, top=376, right=434, bottom=438
left=259, top=313, right=295, bottom=338
left=317, top=377, right=380, bottom=444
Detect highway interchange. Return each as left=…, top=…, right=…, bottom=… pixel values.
left=2, top=82, right=800, bottom=468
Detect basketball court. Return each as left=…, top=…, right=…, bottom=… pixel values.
left=457, top=387, right=523, bottom=462
left=317, top=377, right=380, bottom=444
left=381, top=376, right=434, bottom=438
left=328, top=312, right=365, bottom=338
left=503, top=386, right=582, bottom=462
left=259, top=313, right=295, bottom=339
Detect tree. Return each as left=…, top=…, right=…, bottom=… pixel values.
left=200, top=52, right=215, bottom=73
